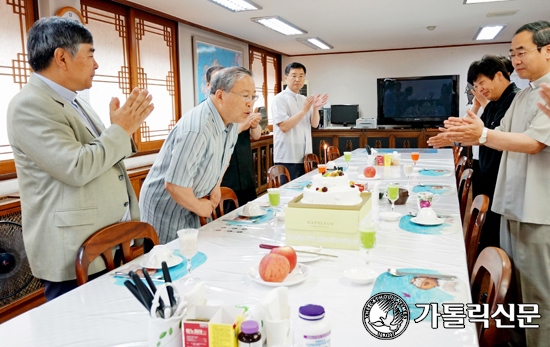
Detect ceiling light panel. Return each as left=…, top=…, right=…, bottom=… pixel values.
left=207, top=0, right=262, bottom=12
left=251, top=16, right=307, bottom=35
left=297, top=37, right=333, bottom=50
left=464, top=0, right=514, bottom=4
left=474, top=25, right=506, bottom=40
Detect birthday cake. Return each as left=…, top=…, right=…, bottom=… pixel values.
left=301, top=170, right=362, bottom=205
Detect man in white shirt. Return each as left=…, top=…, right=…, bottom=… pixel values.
left=271, top=62, right=328, bottom=180
left=442, top=21, right=550, bottom=346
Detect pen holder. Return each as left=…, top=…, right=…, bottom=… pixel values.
left=148, top=283, right=185, bottom=347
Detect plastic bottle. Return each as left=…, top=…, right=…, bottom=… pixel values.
left=295, top=304, right=331, bottom=347
left=238, top=320, right=262, bottom=347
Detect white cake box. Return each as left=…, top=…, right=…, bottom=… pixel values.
left=285, top=192, right=372, bottom=250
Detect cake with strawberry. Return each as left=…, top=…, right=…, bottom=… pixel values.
left=301, top=170, right=362, bottom=205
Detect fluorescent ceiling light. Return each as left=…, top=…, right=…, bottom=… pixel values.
left=297, top=37, right=333, bottom=50
left=251, top=16, right=306, bottom=35
left=207, top=0, right=262, bottom=12
left=464, top=0, right=514, bottom=4
left=474, top=25, right=505, bottom=40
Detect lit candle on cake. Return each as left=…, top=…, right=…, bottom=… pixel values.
left=324, top=144, right=328, bottom=164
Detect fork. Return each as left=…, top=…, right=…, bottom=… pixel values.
left=387, top=268, right=456, bottom=280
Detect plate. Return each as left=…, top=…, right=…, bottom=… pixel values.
left=140, top=255, right=183, bottom=269
left=248, top=263, right=311, bottom=287
left=343, top=267, right=377, bottom=285
left=294, top=246, right=322, bottom=263
left=379, top=211, right=402, bottom=222
left=237, top=210, right=267, bottom=218
left=410, top=217, right=444, bottom=226
left=348, top=166, right=359, bottom=171
left=357, top=174, right=381, bottom=180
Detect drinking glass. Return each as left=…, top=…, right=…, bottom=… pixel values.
left=268, top=188, right=281, bottom=210
left=403, top=164, right=414, bottom=189
left=411, top=152, right=420, bottom=166
left=387, top=183, right=400, bottom=212
left=359, top=222, right=376, bottom=266
left=318, top=164, right=326, bottom=174
left=177, top=229, right=200, bottom=286
left=344, top=151, right=352, bottom=169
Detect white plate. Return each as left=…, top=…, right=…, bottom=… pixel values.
left=343, top=267, right=377, bottom=285
left=357, top=174, right=381, bottom=180
left=379, top=211, right=402, bottom=222
left=410, top=217, right=444, bottom=226
left=294, top=246, right=322, bottom=263
left=248, top=263, right=311, bottom=287
left=140, top=255, right=183, bottom=269
left=237, top=210, right=267, bottom=218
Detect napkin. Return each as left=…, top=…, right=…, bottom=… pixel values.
left=184, top=281, right=207, bottom=308
left=261, top=287, right=290, bottom=321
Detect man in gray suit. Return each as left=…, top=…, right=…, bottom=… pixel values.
left=7, top=17, right=154, bottom=300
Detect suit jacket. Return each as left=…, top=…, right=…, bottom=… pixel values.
left=7, top=75, right=140, bottom=281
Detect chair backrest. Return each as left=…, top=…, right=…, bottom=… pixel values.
left=75, top=221, right=159, bottom=285
left=455, top=156, right=467, bottom=186
left=453, top=146, right=463, bottom=166
left=458, top=168, right=474, bottom=222
left=304, top=153, right=319, bottom=174
left=465, top=194, right=490, bottom=275
left=470, top=247, right=512, bottom=347
left=327, top=146, right=340, bottom=161
left=267, top=165, right=290, bottom=189
left=199, top=187, right=240, bottom=226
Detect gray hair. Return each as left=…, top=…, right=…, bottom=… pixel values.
left=209, top=67, right=253, bottom=94
left=515, top=21, right=550, bottom=50
left=27, top=17, right=94, bottom=72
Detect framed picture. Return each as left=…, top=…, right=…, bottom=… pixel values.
left=193, top=36, right=244, bottom=105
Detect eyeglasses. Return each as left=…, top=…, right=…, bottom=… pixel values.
left=509, top=47, right=540, bottom=60
left=230, top=91, right=259, bottom=102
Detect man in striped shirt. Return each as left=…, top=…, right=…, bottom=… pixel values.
left=140, top=67, right=256, bottom=243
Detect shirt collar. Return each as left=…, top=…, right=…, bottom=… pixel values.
left=493, top=83, right=517, bottom=106
left=206, top=96, right=232, bottom=135
left=33, top=73, right=78, bottom=104
left=283, top=86, right=300, bottom=98
left=529, top=71, right=550, bottom=89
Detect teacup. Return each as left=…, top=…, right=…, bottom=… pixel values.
left=417, top=192, right=440, bottom=209
left=243, top=202, right=262, bottom=216
left=146, top=245, right=176, bottom=268
left=415, top=207, right=439, bottom=224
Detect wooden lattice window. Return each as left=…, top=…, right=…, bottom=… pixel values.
left=249, top=46, right=281, bottom=125
left=0, top=0, right=35, bottom=177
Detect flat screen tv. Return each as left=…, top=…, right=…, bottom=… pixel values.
left=330, top=104, right=359, bottom=126
left=377, top=75, right=459, bottom=127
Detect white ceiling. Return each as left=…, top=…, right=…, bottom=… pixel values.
left=129, top=0, right=550, bottom=56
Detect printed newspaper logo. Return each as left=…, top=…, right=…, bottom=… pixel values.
left=363, top=292, right=410, bottom=340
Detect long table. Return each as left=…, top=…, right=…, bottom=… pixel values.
left=0, top=148, right=479, bottom=346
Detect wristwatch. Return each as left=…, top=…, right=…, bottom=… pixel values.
left=479, top=127, right=488, bottom=144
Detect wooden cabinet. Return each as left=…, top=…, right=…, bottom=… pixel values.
left=312, top=128, right=440, bottom=155
left=251, top=135, right=273, bottom=196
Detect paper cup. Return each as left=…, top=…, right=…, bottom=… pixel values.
left=265, top=318, right=292, bottom=347
left=148, top=283, right=185, bottom=347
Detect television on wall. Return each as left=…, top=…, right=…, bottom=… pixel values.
left=376, top=75, right=459, bottom=127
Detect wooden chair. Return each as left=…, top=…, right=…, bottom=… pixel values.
left=267, top=165, right=290, bottom=188
left=458, top=168, right=474, bottom=222
left=453, top=146, right=463, bottom=167
left=199, top=187, right=239, bottom=226
left=327, top=146, right=340, bottom=161
left=75, top=221, right=159, bottom=285
left=470, top=247, right=512, bottom=347
left=455, top=156, right=467, bottom=186
left=465, top=194, right=490, bottom=275
left=304, top=153, right=319, bottom=174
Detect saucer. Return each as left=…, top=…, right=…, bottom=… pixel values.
left=410, top=217, right=444, bottom=226
left=237, top=210, right=267, bottom=218
left=343, top=267, right=377, bottom=285
left=379, top=211, right=402, bottom=222
left=140, top=254, right=183, bottom=269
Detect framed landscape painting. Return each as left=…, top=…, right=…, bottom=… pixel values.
left=193, top=36, right=244, bottom=104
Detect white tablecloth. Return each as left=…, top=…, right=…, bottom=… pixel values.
left=0, top=148, right=479, bottom=346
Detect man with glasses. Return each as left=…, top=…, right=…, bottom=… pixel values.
left=140, top=67, right=255, bottom=243
left=441, top=21, right=550, bottom=346
left=271, top=62, right=328, bottom=180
